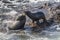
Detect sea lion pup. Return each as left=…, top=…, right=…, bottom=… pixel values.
left=8, top=13, right=26, bottom=30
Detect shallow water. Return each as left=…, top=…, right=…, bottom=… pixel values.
left=0, top=29, right=60, bottom=40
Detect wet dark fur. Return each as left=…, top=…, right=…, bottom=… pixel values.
left=8, top=15, right=26, bottom=30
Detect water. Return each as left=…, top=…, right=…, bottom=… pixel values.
left=0, top=24, right=60, bottom=40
